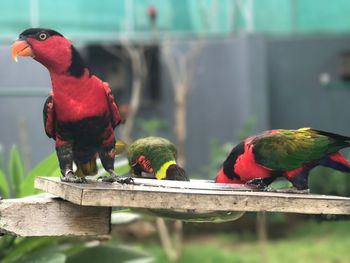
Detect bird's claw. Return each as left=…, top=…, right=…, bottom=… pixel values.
left=246, top=178, right=268, bottom=190
left=98, top=174, right=117, bottom=183
left=60, top=172, right=87, bottom=183
left=98, top=174, right=134, bottom=184
left=117, top=176, right=134, bottom=184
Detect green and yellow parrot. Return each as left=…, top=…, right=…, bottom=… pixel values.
left=128, top=137, right=188, bottom=181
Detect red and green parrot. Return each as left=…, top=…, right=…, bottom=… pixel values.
left=216, top=128, right=350, bottom=191
left=11, top=28, right=133, bottom=184
left=128, top=137, right=188, bottom=181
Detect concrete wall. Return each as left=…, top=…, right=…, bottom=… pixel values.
left=0, top=47, right=53, bottom=169
left=267, top=34, right=350, bottom=134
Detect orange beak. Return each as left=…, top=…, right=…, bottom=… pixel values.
left=11, top=40, right=34, bottom=62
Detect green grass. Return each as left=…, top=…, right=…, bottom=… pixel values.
left=145, top=220, right=350, bottom=263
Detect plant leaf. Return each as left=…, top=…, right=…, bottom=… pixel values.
left=111, top=212, right=140, bottom=224
left=20, top=152, right=60, bottom=197
left=14, top=250, right=66, bottom=263
left=0, top=169, right=10, bottom=198
left=0, top=235, right=17, bottom=259
left=8, top=146, right=24, bottom=197
left=66, top=242, right=152, bottom=263
left=1, top=237, right=59, bottom=263
left=115, top=160, right=131, bottom=176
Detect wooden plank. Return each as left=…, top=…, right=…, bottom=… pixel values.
left=123, top=178, right=257, bottom=191
left=35, top=177, right=350, bottom=215
left=0, top=195, right=111, bottom=236
left=34, top=178, right=83, bottom=204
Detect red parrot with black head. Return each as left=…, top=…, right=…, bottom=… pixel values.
left=216, top=128, right=350, bottom=191
left=12, top=28, right=132, bottom=184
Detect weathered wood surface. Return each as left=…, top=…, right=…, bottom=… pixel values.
left=35, top=177, right=350, bottom=215
left=0, top=194, right=111, bottom=236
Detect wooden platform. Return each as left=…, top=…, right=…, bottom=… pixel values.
left=35, top=177, right=350, bottom=215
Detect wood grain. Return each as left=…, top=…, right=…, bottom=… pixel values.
left=0, top=195, right=111, bottom=236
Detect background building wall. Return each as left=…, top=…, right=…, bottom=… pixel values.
left=267, top=35, right=350, bottom=133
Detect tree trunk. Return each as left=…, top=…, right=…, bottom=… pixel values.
left=120, top=47, right=146, bottom=144
left=256, top=212, right=268, bottom=263
left=174, top=85, right=187, bottom=167
left=160, top=41, right=204, bottom=262
left=121, top=76, right=142, bottom=144
left=156, top=218, right=181, bottom=261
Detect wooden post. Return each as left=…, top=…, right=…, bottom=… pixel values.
left=256, top=212, right=268, bottom=263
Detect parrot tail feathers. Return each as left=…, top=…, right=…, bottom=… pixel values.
left=321, top=152, right=350, bottom=173
left=311, top=129, right=350, bottom=142
left=75, top=158, right=98, bottom=177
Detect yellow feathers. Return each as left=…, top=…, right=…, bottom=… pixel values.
left=115, top=139, right=127, bottom=155
left=75, top=159, right=98, bottom=177
left=75, top=138, right=126, bottom=177
left=155, top=160, right=177, bottom=180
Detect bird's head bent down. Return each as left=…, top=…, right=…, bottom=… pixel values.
left=11, top=28, right=84, bottom=77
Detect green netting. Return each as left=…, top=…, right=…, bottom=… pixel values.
left=296, top=0, right=350, bottom=32
left=2, top=0, right=350, bottom=42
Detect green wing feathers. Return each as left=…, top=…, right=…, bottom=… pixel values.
left=253, top=128, right=350, bottom=170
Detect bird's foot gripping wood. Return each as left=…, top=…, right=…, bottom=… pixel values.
left=246, top=178, right=269, bottom=190
left=246, top=178, right=310, bottom=194
left=60, top=171, right=87, bottom=183
left=98, top=170, right=134, bottom=184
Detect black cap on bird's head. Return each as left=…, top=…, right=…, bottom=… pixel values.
left=19, top=28, right=63, bottom=39
left=166, top=164, right=189, bottom=181
left=12, top=28, right=64, bottom=61
left=11, top=28, right=86, bottom=77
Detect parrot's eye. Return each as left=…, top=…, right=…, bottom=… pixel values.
left=38, top=32, right=48, bottom=41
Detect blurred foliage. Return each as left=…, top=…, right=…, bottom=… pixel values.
left=147, top=220, right=350, bottom=263
left=235, top=116, right=257, bottom=141
left=8, top=146, right=24, bottom=197
left=0, top=144, right=4, bottom=170
left=0, top=145, right=60, bottom=198
left=136, top=117, right=167, bottom=136
left=96, top=158, right=130, bottom=178
left=309, top=166, right=350, bottom=196
left=66, top=241, right=152, bottom=263
left=114, top=161, right=132, bottom=176
left=0, top=145, right=151, bottom=263
left=195, top=139, right=235, bottom=179
left=0, top=168, right=9, bottom=198
left=19, top=153, right=61, bottom=197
